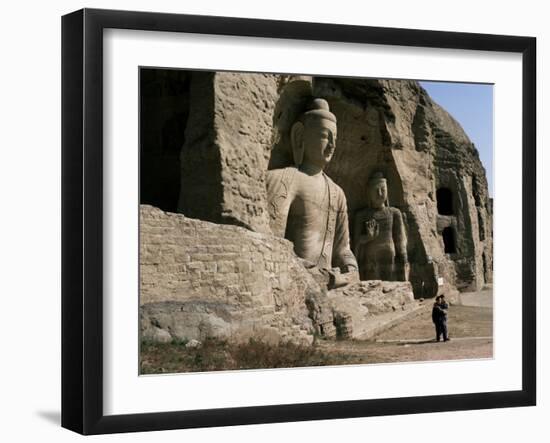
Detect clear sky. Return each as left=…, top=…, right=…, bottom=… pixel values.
left=419, top=81, right=494, bottom=197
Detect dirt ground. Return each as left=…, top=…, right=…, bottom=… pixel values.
left=316, top=302, right=493, bottom=365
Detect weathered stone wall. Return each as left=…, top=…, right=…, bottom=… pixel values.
left=214, top=73, right=280, bottom=233
left=327, top=280, right=415, bottom=339
left=140, top=205, right=416, bottom=344
left=140, top=204, right=317, bottom=344
left=177, top=72, right=279, bottom=233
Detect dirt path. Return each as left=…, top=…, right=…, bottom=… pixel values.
left=314, top=304, right=493, bottom=364
left=375, top=303, right=493, bottom=341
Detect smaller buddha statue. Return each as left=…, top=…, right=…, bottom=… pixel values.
left=353, top=172, right=409, bottom=281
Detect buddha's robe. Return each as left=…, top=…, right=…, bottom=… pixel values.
left=266, top=166, right=357, bottom=272
left=353, top=206, right=408, bottom=281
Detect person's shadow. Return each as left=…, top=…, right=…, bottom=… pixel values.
left=398, top=339, right=436, bottom=345
left=36, top=410, right=61, bottom=426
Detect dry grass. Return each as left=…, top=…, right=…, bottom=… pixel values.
left=140, top=337, right=358, bottom=374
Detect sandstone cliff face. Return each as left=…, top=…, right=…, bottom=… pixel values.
left=140, top=70, right=492, bottom=321
left=176, top=72, right=279, bottom=234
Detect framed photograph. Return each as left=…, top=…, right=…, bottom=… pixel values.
left=61, top=8, right=536, bottom=435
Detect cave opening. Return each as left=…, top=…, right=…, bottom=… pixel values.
left=442, top=227, right=456, bottom=254
left=140, top=68, right=191, bottom=213
left=436, top=187, right=454, bottom=215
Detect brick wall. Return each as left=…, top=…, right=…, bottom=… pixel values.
left=140, top=205, right=318, bottom=344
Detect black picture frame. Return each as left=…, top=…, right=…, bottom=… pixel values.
left=61, top=8, right=536, bottom=435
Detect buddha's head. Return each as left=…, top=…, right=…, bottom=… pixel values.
left=290, top=98, right=337, bottom=171
left=367, top=172, right=388, bottom=209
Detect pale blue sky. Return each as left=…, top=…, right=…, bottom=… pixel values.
left=420, top=81, right=494, bottom=197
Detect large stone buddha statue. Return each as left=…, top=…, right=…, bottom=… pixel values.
left=353, top=172, right=409, bottom=281
left=266, top=99, right=358, bottom=284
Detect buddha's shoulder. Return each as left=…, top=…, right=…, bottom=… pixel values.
left=388, top=206, right=404, bottom=216
left=266, top=166, right=298, bottom=186
left=266, top=166, right=298, bottom=178
left=354, top=206, right=373, bottom=219
left=323, top=173, right=345, bottom=195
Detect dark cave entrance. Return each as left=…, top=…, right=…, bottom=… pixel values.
left=139, top=68, right=191, bottom=213
left=436, top=187, right=454, bottom=215
left=442, top=227, right=457, bottom=254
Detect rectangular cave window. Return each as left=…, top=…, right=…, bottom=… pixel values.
left=442, top=226, right=456, bottom=254
left=436, top=187, right=454, bottom=215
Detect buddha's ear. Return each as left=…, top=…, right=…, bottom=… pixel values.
left=290, top=121, right=304, bottom=167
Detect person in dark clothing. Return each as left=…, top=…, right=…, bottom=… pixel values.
left=432, top=295, right=450, bottom=342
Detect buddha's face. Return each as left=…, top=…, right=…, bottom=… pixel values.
left=301, top=118, right=337, bottom=170
left=369, top=180, right=387, bottom=209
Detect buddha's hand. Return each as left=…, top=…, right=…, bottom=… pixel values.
left=364, top=219, right=379, bottom=241
left=327, top=267, right=359, bottom=289
left=342, top=264, right=359, bottom=274
left=298, top=257, right=317, bottom=269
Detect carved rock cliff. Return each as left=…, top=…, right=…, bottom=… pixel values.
left=139, top=71, right=493, bottom=343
